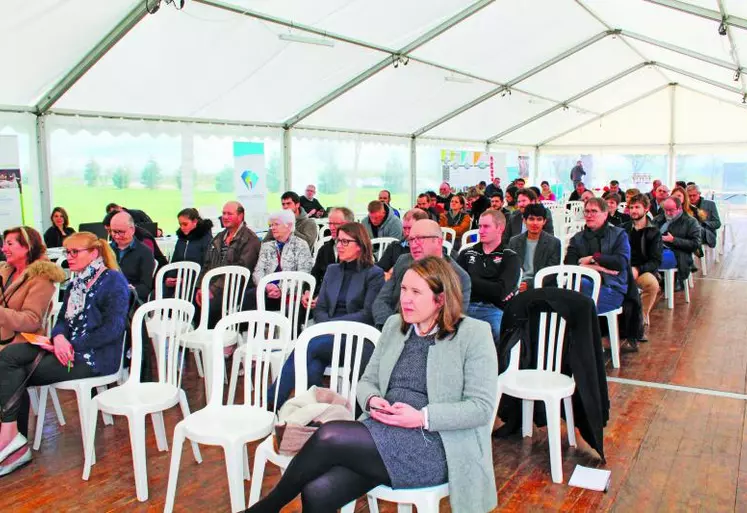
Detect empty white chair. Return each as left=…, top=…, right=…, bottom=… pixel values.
left=227, top=271, right=316, bottom=404
left=461, top=229, right=479, bottom=247
left=164, top=311, right=292, bottom=513
left=248, top=321, right=381, bottom=507
left=180, top=266, right=252, bottom=397
left=371, top=237, right=399, bottom=262
left=567, top=201, right=584, bottom=220
left=82, top=300, right=202, bottom=502
left=496, top=301, right=577, bottom=483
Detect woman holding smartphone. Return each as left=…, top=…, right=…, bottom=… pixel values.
left=247, top=256, right=498, bottom=513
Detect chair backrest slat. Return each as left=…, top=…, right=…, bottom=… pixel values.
left=154, top=261, right=201, bottom=301
left=257, top=271, right=316, bottom=340
left=197, top=266, right=252, bottom=331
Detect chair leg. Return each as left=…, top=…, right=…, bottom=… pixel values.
left=152, top=412, right=169, bottom=452
left=544, top=399, right=564, bottom=484
left=49, top=388, right=66, bottom=426
left=700, top=250, right=708, bottom=277
left=522, top=399, right=534, bottom=438
left=178, top=390, right=202, bottom=463
left=82, top=402, right=101, bottom=481
left=340, top=500, right=357, bottom=513
left=95, top=386, right=113, bottom=425
left=192, top=349, right=205, bottom=378
left=243, top=444, right=250, bottom=481
left=33, top=387, right=49, bottom=450
left=227, top=351, right=242, bottom=405
left=247, top=439, right=269, bottom=506
left=684, top=281, right=691, bottom=303
left=665, top=270, right=674, bottom=309
left=416, top=495, right=440, bottom=513
left=126, top=414, right=149, bottom=501
left=606, top=314, right=620, bottom=369
left=367, top=495, right=380, bottom=513
left=28, top=388, right=40, bottom=415
left=224, top=444, right=247, bottom=513
left=397, top=504, right=413, bottom=513
left=563, top=396, right=577, bottom=447
left=163, top=426, right=185, bottom=513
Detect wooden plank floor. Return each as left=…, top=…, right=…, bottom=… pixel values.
left=2, top=213, right=747, bottom=513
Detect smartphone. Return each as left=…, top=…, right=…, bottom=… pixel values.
left=370, top=405, right=394, bottom=415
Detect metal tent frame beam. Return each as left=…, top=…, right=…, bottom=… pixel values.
left=645, top=0, right=747, bottom=31
left=717, top=0, right=747, bottom=95
left=35, top=2, right=148, bottom=114
left=412, top=30, right=614, bottom=137
left=656, top=62, right=743, bottom=95
left=486, top=62, right=649, bottom=144
left=538, top=83, right=672, bottom=147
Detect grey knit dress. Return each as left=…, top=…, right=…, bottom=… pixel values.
left=361, top=330, right=448, bottom=488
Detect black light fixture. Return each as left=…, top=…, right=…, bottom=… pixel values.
left=742, top=93, right=746, bottom=104
left=718, top=19, right=728, bottom=36
left=734, top=69, right=741, bottom=82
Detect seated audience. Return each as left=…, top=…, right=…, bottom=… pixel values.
left=372, top=220, right=470, bottom=329
left=299, top=184, right=326, bottom=219
left=568, top=181, right=586, bottom=202
left=608, top=180, right=621, bottom=197
left=624, top=188, right=640, bottom=211
left=458, top=209, right=521, bottom=344
left=439, top=194, right=471, bottom=248
left=489, top=191, right=512, bottom=219
left=109, top=212, right=155, bottom=302
left=485, top=176, right=503, bottom=198
left=247, top=257, right=498, bottom=513
left=653, top=196, right=701, bottom=291
left=302, top=206, right=355, bottom=310
left=0, top=232, right=127, bottom=476
left=675, top=180, right=687, bottom=190
left=686, top=184, right=721, bottom=249
left=436, top=182, right=453, bottom=210
left=508, top=204, right=561, bottom=292
left=362, top=200, right=403, bottom=240
left=265, top=192, right=318, bottom=250
left=103, top=211, right=168, bottom=268
left=502, top=188, right=554, bottom=245
left=268, top=223, right=384, bottom=410
left=165, top=208, right=213, bottom=296
left=196, top=201, right=260, bottom=328
left=248, top=210, right=313, bottom=311
left=565, top=197, right=630, bottom=314
left=504, top=186, right=518, bottom=211
left=378, top=190, right=400, bottom=218
left=646, top=179, right=662, bottom=205
left=426, top=191, right=444, bottom=215
left=581, top=189, right=595, bottom=202
left=621, top=194, right=661, bottom=329
left=477, top=180, right=487, bottom=195
left=649, top=182, right=669, bottom=218
left=540, top=181, right=556, bottom=201
left=466, top=187, right=490, bottom=227
left=376, top=209, right=428, bottom=276
left=105, top=203, right=152, bottom=225
left=43, top=207, right=75, bottom=248
left=605, top=193, right=630, bottom=226
left=513, top=178, right=526, bottom=189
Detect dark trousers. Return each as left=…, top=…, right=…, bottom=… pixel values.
left=246, top=421, right=390, bottom=513
left=0, top=343, right=95, bottom=437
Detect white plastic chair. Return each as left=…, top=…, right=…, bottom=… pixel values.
left=227, top=271, right=316, bottom=404
left=440, top=227, right=456, bottom=246
left=366, top=483, right=450, bottom=513
left=496, top=299, right=577, bottom=483
left=164, top=311, right=292, bottom=513
left=312, top=235, right=332, bottom=261
left=617, top=202, right=627, bottom=213
left=541, top=200, right=557, bottom=207
left=371, top=237, right=399, bottom=262
left=82, top=300, right=202, bottom=502
left=180, top=266, right=252, bottom=397
left=247, top=321, right=381, bottom=507
left=535, top=265, right=622, bottom=368
left=459, top=241, right=478, bottom=254
left=567, top=201, right=584, bottom=220
left=315, top=219, right=331, bottom=241
left=442, top=238, right=454, bottom=255
left=461, top=229, right=479, bottom=247
left=660, top=267, right=690, bottom=308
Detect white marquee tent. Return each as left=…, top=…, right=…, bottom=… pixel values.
left=2, top=0, right=747, bottom=227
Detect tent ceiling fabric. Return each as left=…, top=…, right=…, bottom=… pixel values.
left=3, top=0, right=747, bottom=146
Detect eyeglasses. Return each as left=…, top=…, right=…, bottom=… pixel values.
left=336, top=238, right=358, bottom=248
left=407, top=235, right=440, bottom=245
left=110, top=229, right=129, bottom=237
left=583, top=210, right=603, bottom=216
left=65, top=248, right=92, bottom=258
left=328, top=222, right=345, bottom=228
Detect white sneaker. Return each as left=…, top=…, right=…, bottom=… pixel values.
left=0, top=446, right=31, bottom=477
left=0, top=433, right=27, bottom=465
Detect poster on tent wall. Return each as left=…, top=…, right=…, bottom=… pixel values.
left=0, top=135, right=23, bottom=234
left=441, top=150, right=506, bottom=190
left=233, top=142, right=267, bottom=229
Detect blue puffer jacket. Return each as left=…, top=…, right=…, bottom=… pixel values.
left=52, top=269, right=130, bottom=376
left=565, top=224, right=631, bottom=295
left=171, top=219, right=214, bottom=267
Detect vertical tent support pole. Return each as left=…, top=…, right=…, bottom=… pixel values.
left=181, top=124, right=195, bottom=210
left=410, top=137, right=417, bottom=206
left=35, top=115, right=52, bottom=231
left=283, top=128, right=292, bottom=192
left=668, top=85, right=676, bottom=186
left=533, top=146, right=541, bottom=185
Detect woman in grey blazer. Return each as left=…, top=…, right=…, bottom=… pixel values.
left=248, top=256, right=498, bottom=513
left=267, top=223, right=384, bottom=410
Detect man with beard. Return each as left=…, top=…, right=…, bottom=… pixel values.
left=653, top=196, right=701, bottom=291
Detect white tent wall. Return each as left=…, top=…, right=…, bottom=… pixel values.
left=0, top=112, right=43, bottom=229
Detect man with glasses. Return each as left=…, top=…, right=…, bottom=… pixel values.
left=376, top=208, right=429, bottom=278
left=650, top=183, right=669, bottom=218
left=302, top=207, right=355, bottom=310
left=457, top=209, right=521, bottom=345
left=372, top=219, right=471, bottom=329
left=299, top=184, right=326, bottom=219
left=653, top=196, right=701, bottom=291
left=265, top=191, right=318, bottom=250
left=109, top=211, right=155, bottom=301
left=565, top=197, right=630, bottom=315
left=686, top=184, right=721, bottom=249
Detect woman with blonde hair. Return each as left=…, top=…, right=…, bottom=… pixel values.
left=0, top=232, right=129, bottom=476
left=248, top=256, right=498, bottom=512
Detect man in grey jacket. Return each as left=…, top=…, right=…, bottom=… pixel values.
left=687, top=184, right=721, bottom=248
left=372, top=220, right=470, bottom=328
left=362, top=200, right=403, bottom=240
left=508, top=204, right=561, bottom=291
left=264, top=191, right=318, bottom=250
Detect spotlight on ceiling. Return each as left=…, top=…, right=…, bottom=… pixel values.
left=734, top=69, right=741, bottom=82
left=719, top=20, right=728, bottom=36
left=278, top=33, right=335, bottom=47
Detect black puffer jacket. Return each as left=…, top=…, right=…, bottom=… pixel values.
left=171, top=219, right=214, bottom=267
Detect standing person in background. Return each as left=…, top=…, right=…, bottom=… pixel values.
left=439, top=194, right=471, bottom=250
left=164, top=208, right=213, bottom=297
left=300, top=184, right=326, bottom=219
left=378, top=190, right=400, bottom=218
left=570, top=160, right=586, bottom=187
left=44, top=207, right=75, bottom=248
left=362, top=200, right=403, bottom=240
left=265, top=192, right=318, bottom=251
left=539, top=181, right=556, bottom=202
left=435, top=182, right=453, bottom=210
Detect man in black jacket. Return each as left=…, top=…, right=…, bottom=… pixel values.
left=109, top=212, right=155, bottom=301
left=502, top=188, right=554, bottom=245
left=466, top=187, right=490, bottom=228
left=686, top=184, right=721, bottom=248
left=622, top=194, right=662, bottom=329
left=436, top=182, right=453, bottom=210
left=653, top=196, right=701, bottom=291
left=457, top=209, right=522, bottom=345
left=415, top=193, right=440, bottom=222
left=604, top=193, right=631, bottom=227
left=299, top=184, right=326, bottom=218
left=375, top=208, right=428, bottom=276
left=105, top=203, right=152, bottom=226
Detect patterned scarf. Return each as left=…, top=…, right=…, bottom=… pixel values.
left=65, top=257, right=106, bottom=320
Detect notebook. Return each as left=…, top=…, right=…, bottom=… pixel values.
left=568, top=465, right=611, bottom=492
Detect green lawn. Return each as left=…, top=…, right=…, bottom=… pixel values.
left=52, top=181, right=412, bottom=233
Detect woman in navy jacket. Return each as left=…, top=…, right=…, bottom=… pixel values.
left=268, top=222, right=384, bottom=409
left=164, top=209, right=213, bottom=296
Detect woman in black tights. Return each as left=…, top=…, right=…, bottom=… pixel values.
left=247, top=256, right=499, bottom=513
